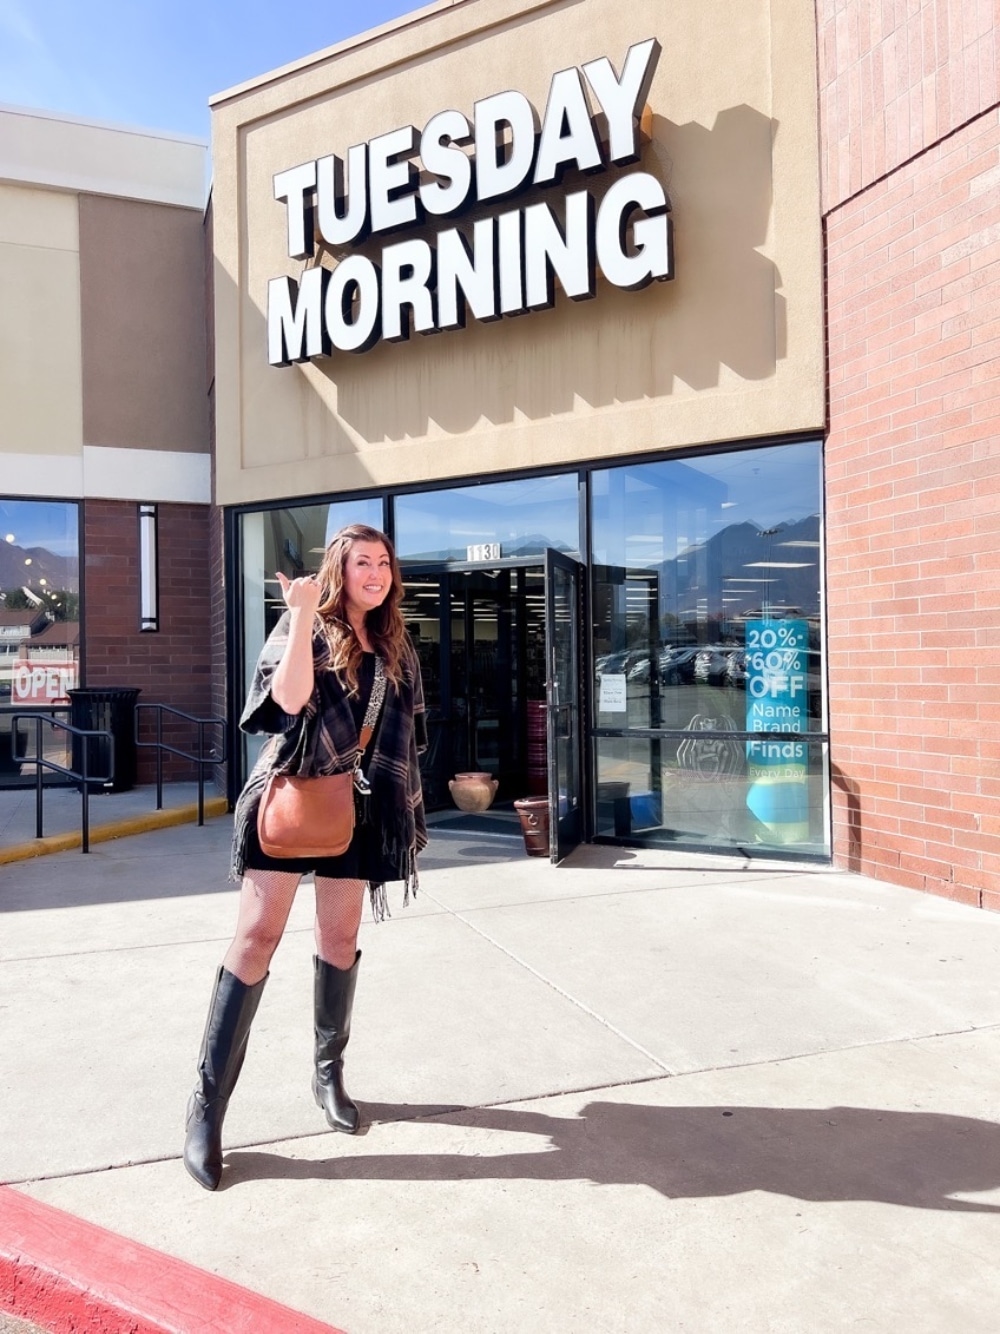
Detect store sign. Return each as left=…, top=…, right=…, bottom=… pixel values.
left=744, top=620, right=809, bottom=842
left=11, top=659, right=77, bottom=705
left=268, top=38, right=669, bottom=365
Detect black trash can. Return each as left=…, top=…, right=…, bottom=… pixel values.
left=68, top=688, right=141, bottom=792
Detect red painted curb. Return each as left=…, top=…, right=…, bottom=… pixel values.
left=0, top=1186, right=345, bottom=1334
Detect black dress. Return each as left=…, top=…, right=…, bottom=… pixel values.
left=243, top=653, right=394, bottom=880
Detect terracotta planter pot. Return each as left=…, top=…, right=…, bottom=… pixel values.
left=449, top=773, right=499, bottom=812
left=514, top=796, right=550, bottom=856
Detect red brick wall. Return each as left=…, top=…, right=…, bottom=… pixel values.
left=819, top=3, right=1000, bottom=908
left=82, top=499, right=215, bottom=784
left=817, top=0, right=999, bottom=211
left=824, top=106, right=1000, bottom=910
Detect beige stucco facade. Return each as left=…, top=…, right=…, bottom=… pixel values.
left=0, top=107, right=209, bottom=503
left=0, top=180, right=83, bottom=464
left=211, top=0, right=824, bottom=508
left=0, top=107, right=214, bottom=774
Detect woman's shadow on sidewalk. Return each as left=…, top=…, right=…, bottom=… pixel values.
left=229, top=1100, right=1000, bottom=1211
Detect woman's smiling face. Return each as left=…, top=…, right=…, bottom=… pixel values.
left=342, top=539, right=392, bottom=618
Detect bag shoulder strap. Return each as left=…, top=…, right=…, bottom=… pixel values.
left=276, top=654, right=386, bottom=781
left=358, top=654, right=386, bottom=750
left=353, top=656, right=387, bottom=792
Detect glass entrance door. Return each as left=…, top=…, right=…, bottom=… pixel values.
left=544, top=549, right=584, bottom=862
left=451, top=574, right=510, bottom=781
left=401, top=565, right=546, bottom=811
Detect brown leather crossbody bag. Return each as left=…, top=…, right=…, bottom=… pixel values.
left=257, top=657, right=385, bottom=859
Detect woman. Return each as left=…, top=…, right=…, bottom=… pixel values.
left=184, top=524, right=427, bottom=1191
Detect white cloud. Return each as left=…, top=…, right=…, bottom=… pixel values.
left=0, top=1, right=117, bottom=122
left=0, top=0, right=42, bottom=44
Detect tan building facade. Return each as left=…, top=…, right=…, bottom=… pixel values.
left=209, top=0, right=831, bottom=865
left=211, top=0, right=824, bottom=507
left=0, top=107, right=213, bottom=783
left=7, top=0, right=999, bottom=905
left=5, top=0, right=996, bottom=905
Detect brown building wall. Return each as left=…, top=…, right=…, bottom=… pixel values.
left=204, top=201, right=228, bottom=797
left=79, top=194, right=209, bottom=453
left=820, top=2, right=1000, bottom=908
left=208, top=449, right=229, bottom=798
left=82, top=499, right=215, bottom=783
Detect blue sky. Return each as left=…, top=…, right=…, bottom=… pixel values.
left=0, top=0, right=422, bottom=141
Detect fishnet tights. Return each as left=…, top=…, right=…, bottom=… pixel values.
left=223, top=869, right=365, bottom=983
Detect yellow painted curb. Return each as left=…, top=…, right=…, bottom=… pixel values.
left=0, top=796, right=230, bottom=865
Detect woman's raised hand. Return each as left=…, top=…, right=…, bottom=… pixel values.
left=276, top=571, right=323, bottom=615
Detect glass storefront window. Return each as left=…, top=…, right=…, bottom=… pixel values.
left=231, top=442, right=827, bottom=857
left=591, top=442, right=827, bottom=856
left=594, top=734, right=830, bottom=854
left=0, top=499, right=80, bottom=785
left=395, top=474, right=579, bottom=562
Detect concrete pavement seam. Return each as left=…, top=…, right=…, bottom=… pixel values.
left=421, top=888, right=678, bottom=1074
left=7, top=1025, right=999, bottom=1187
left=3, top=1076, right=684, bottom=1188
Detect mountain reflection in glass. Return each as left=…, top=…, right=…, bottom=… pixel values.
left=0, top=498, right=81, bottom=786
left=395, top=475, right=579, bottom=562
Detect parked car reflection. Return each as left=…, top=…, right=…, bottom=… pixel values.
left=598, top=644, right=811, bottom=699
left=659, top=647, right=699, bottom=685
left=694, top=647, right=731, bottom=685
left=595, top=649, right=648, bottom=681
left=623, top=647, right=701, bottom=685
left=724, top=650, right=747, bottom=688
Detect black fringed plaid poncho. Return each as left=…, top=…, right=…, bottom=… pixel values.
left=231, top=610, right=428, bottom=919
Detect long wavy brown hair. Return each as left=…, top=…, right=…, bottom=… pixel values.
left=314, top=524, right=408, bottom=693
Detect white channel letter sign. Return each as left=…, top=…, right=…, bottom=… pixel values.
left=267, top=38, right=670, bottom=366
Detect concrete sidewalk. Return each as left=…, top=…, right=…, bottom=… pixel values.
left=2, top=801, right=1000, bottom=1331
left=0, top=781, right=228, bottom=863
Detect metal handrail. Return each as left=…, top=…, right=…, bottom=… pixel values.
left=135, top=703, right=227, bottom=827
left=11, top=713, right=114, bottom=853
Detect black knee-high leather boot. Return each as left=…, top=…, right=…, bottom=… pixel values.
left=313, top=951, right=361, bottom=1133
left=184, top=966, right=267, bottom=1190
